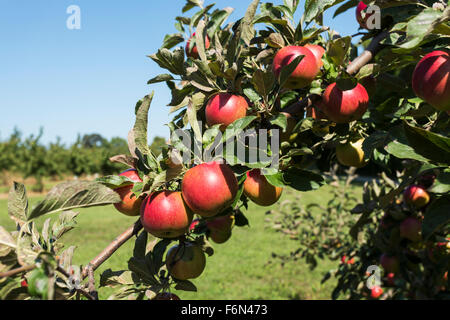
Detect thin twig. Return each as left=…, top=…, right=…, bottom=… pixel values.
left=81, top=219, right=143, bottom=279
left=0, top=264, right=36, bottom=278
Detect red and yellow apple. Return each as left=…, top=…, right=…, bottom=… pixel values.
left=272, top=45, right=321, bottom=89
left=113, top=169, right=143, bottom=216
left=205, top=93, right=248, bottom=131
left=243, top=169, right=283, bottom=206
left=166, top=242, right=206, bottom=280
left=182, top=162, right=238, bottom=217
left=321, top=82, right=369, bottom=123
left=412, top=50, right=450, bottom=111
left=185, top=32, right=210, bottom=59
left=304, top=44, right=325, bottom=68
left=140, top=191, right=193, bottom=239
left=403, top=185, right=430, bottom=208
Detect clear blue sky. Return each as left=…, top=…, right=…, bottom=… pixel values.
left=0, top=0, right=360, bottom=146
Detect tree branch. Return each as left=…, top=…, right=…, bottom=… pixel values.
left=81, top=219, right=143, bottom=279
left=0, top=264, right=36, bottom=278
left=56, top=266, right=96, bottom=301
left=346, top=30, right=389, bottom=75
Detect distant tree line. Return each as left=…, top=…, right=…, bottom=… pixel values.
left=0, top=128, right=167, bottom=191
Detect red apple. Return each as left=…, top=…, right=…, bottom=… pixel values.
left=182, top=162, right=238, bottom=217
left=403, top=185, right=430, bottom=208
left=380, top=254, right=399, bottom=273
left=272, top=46, right=321, bottom=89
left=386, top=273, right=395, bottom=286
left=153, top=292, right=180, bottom=300
left=304, top=44, right=325, bottom=68
left=400, top=217, right=422, bottom=242
left=356, top=1, right=374, bottom=29
left=166, top=242, right=206, bottom=280
left=370, top=286, right=383, bottom=299
left=321, top=82, right=369, bottom=123
left=243, top=169, right=283, bottom=206
left=185, top=32, right=210, bottom=59
left=113, top=169, right=143, bottom=216
left=205, top=93, right=248, bottom=131
left=412, top=50, right=450, bottom=111
left=140, top=191, right=193, bottom=239
left=347, top=257, right=355, bottom=265
left=341, top=255, right=348, bottom=264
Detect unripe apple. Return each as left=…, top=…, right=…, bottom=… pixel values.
left=113, top=169, right=144, bottom=216
left=206, top=214, right=235, bottom=232
left=380, top=254, right=399, bottom=273
left=185, top=32, right=211, bottom=59
left=243, top=169, right=283, bottom=206
left=335, top=138, right=368, bottom=168
left=153, top=292, right=180, bottom=300
left=166, top=242, right=206, bottom=280
left=182, top=162, right=238, bottom=217
left=400, top=217, right=422, bottom=242
left=304, top=44, right=325, bottom=68
left=140, top=191, right=193, bottom=239
left=205, top=93, right=248, bottom=131
left=356, top=1, right=374, bottom=29
left=321, top=82, right=369, bottom=123
left=412, top=50, right=450, bottom=111
left=209, top=229, right=232, bottom=244
left=272, top=46, right=321, bottom=89
left=370, top=286, right=383, bottom=299
left=403, top=185, right=430, bottom=208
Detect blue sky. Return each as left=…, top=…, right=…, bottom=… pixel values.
left=0, top=0, right=360, bottom=146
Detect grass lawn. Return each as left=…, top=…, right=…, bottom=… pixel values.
left=0, top=183, right=362, bottom=300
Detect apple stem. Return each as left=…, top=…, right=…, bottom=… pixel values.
left=81, top=219, right=143, bottom=279
left=346, top=30, right=389, bottom=75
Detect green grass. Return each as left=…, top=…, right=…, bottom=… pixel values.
left=0, top=183, right=362, bottom=300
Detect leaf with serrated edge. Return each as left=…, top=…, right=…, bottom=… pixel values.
left=8, top=182, right=28, bottom=225
left=28, top=181, right=121, bottom=221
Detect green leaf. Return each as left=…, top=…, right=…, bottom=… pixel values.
left=398, top=8, right=445, bottom=49
left=133, top=232, right=148, bottom=260
left=221, top=116, right=257, bottom=143
left=327, top=36, right=352, bottom=67
left=8, top=182, right=28, bottom=225
left=96, top=175, right=135, bottom=189
left=333, top=0, right=358, bottom=18
left=161, top=33, right=185, bottom=50
left=195, top=20, right=208, bottom=61
left=207, top=7, right=234, bottom=39
left=174, top=279, right=197, bottom=292
left=28, top=181, right=120, bottom=221
left=133, top=92, right=154, bottom=156
left=279, top=55, right=304, bottom=88
left=422, top=195, right=450, bottom=240
left=252, top=69, right=275, bottom=99
left=269, top=113, right=288, bottom=131
left=147, top=74, right=175, bottom=85
left=403, top=122, right=450, bottom=164
left=429, top=170, right=450, bottom=194
left=304, top=0, right=343, bottom=23
left=100, top=269, right=135, bottom=288
left=0, top=227, right=15, bottom=258
left=385, top=140, right=431, bottom=163
left=265, top=168, right=325, bottom=192
left=241, top=0, right=260, bottom=46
